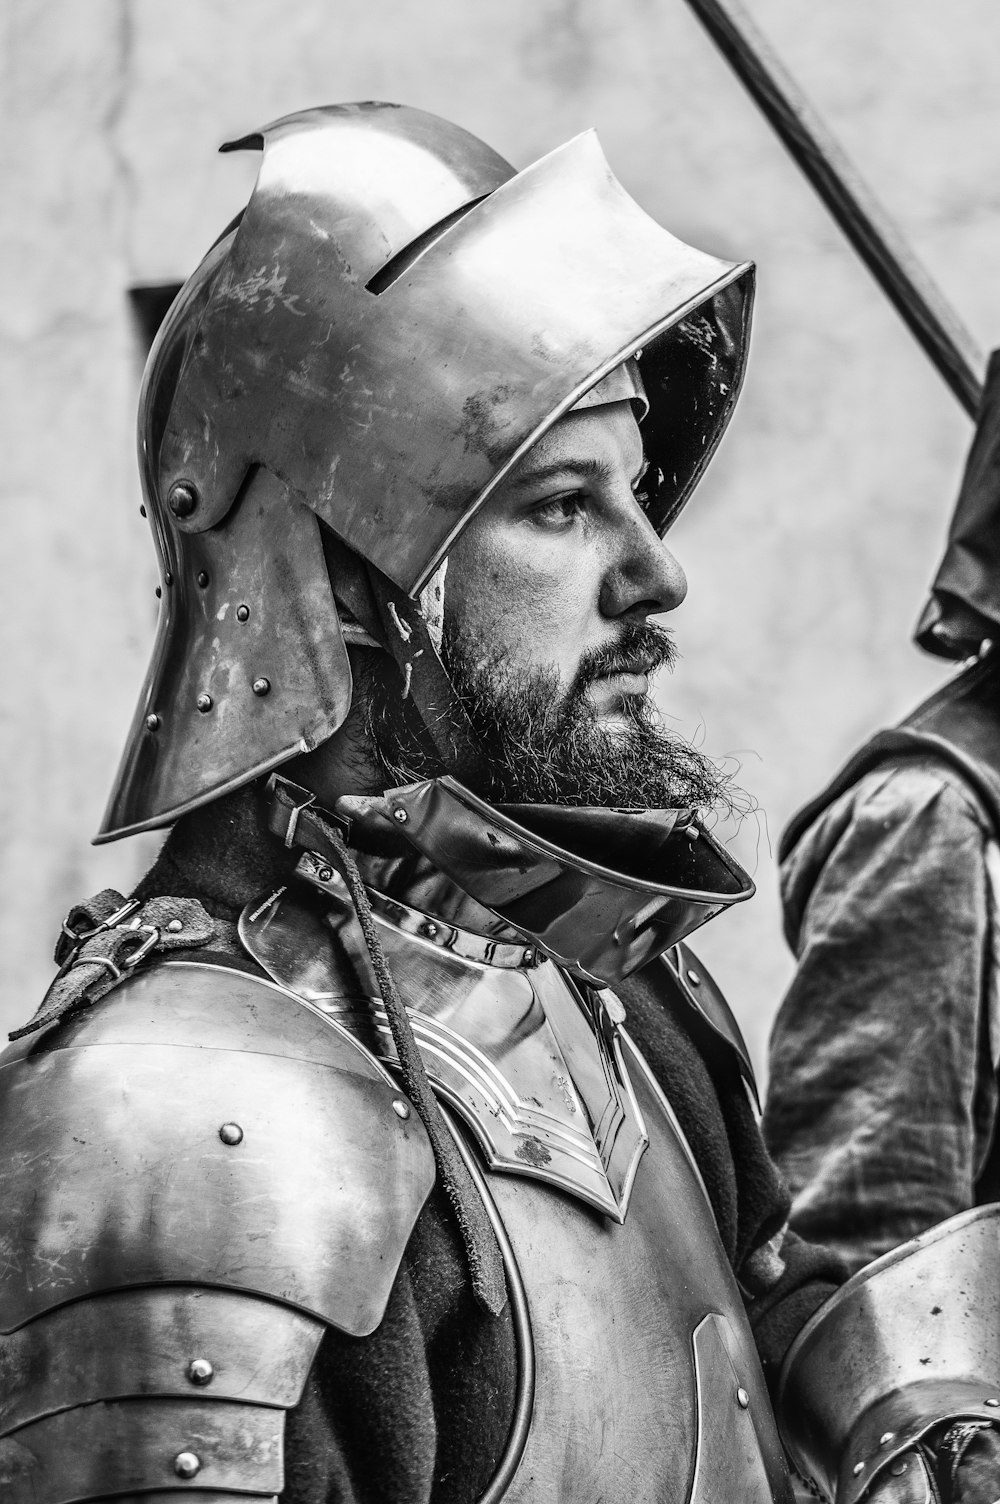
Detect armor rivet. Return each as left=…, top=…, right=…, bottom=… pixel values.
left=236, top=604, right=250, bottom=623
left=146, top=713, right=161, bottom=732
left=687, top=969, right=701, bottom=986
left=155, top=586, right=162, bottom=599
left=683, top=824, right=700, bottom=841
left=422, top=921, right=439, bottom=939
left=252, top=677, right=271, bottom=697
left=879, top=1431, right=895, bottom=1447
left=168, top=481, right=199, bottom=519
left=186, top=1357, right=214, bottom=1386
left=736, top=1387, right=750, bottom=1408
left=197, top=570, right=209, bottom=588
left=852, top=1462, right=865, bottom=1476
left=139, top=505, right=147, bottom=517
left=392, top=1098, right=411, bottom=1120
left=219, top=1122, right=244, bottom=1146
left=890, top=1460, right=908, bottom=1477
left=174, top=1451, right=201, bottom=1478
left=196, top=693, right=213, bottom=713
left=167, top=918, right=183, bottom=933
left=393, top=808, right=408, bottom=823
left=522, top=949, right=535, bottom=967
left=165, top=571, right=174, bottom=586
left=317, top=867, right=334, bottom=883
left=988, top=1398, right=1000, bottom=1407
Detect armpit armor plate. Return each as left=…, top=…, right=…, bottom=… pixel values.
left=0, top=963, right=434, bottom=1504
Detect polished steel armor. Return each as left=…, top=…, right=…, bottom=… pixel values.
left=264, top=772, right=756, bottom=990
left=779, top=1205, right=1000, bottom=1504
left=383, top=775, right=754, bottom=984
left=0, top=965, right=434, bottom=1503
left=159, top=109, right=750, bottom=594
left=236, top=846, right=793, bottom=1502
left=20, top=83, right=1000, bottom=1504
left=457, top=1033, right=789, bottom=1502
left=98, top=103, right=753, bottom=841
left=12, top=94, right=810, bottom=1504
left=0, top=848, right=793, bottom=1502
left=239, top=876, right=651, bottom=1221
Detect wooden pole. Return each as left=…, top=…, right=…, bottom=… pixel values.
left=683, top=0, right=985, bottom=416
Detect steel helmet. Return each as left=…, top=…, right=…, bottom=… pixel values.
left=98, top=102, right=753, bottom=841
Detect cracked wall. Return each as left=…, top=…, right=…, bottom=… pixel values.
left=4, top=0, right=1000, bottom=1067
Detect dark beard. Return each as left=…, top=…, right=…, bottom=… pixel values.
left=361, top=620, right=730, bottom=813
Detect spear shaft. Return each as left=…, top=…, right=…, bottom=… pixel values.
left=682, top=0, right=985, bottom=416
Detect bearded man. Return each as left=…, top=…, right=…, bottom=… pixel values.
left=3, top=103, right=1000, bottom=1504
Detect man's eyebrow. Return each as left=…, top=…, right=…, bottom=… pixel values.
left=509, top=455, right=647, bottom=490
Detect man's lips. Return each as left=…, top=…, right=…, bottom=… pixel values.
left=585, top=661, right=655, bottom=707
left=597, top=670, right=649, bottom=695
left=592, top=654, right=657, bottom=684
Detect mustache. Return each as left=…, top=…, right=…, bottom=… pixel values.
left=573, top=621, right=677, bottom=691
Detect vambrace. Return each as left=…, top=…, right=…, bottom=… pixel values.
left=777, top=1206, right=1000, bottom=1503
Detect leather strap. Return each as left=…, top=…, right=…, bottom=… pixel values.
left=364, top=562, right=490, bottom=788
left=321, top=528, right=489, bottom=786
left=14, top=894, right=217, bottom=1041
left=265, top=774, right=351, bottom=861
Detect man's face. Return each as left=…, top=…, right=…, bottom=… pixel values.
left=445, top=401, right=686, bottom=729
left=431, top=400, right=728, bottom=810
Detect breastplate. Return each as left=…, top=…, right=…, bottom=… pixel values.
left=240, top=868, right=792, bottom=1504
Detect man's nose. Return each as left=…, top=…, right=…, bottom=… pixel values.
left=601, top=504, right=688, bottom=618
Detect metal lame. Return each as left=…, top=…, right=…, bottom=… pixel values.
left=0, top=1399, right=283, bottom=1503
left=0, top=1287, right=323, bottom=1437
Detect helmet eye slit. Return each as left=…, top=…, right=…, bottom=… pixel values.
left=365, top=196, right=490, bottom=296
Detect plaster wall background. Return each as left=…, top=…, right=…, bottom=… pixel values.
left=3, top=0, right=998, bottom=1068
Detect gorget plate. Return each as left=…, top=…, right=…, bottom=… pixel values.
left=239, top=863, right=648, bottom=1221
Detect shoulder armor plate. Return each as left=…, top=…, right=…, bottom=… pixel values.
left=0, top=959, right=435, bottom=1335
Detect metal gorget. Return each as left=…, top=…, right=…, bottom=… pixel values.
left=239, top=852, right=648, bottom=1221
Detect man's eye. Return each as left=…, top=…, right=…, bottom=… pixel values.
left=531, top=494, right=585, bottom=528
left=632, top=464, right=653, bottom=511
left=632, top=464, right=662, bottom=513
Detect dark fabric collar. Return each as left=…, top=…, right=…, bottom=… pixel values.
left=130, top=782, right=297, bottom=921
left=131, top=779, right=524, bottom=945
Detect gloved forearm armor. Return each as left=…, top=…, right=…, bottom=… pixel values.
left=779, top=1205, right=1000, bottom=1503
